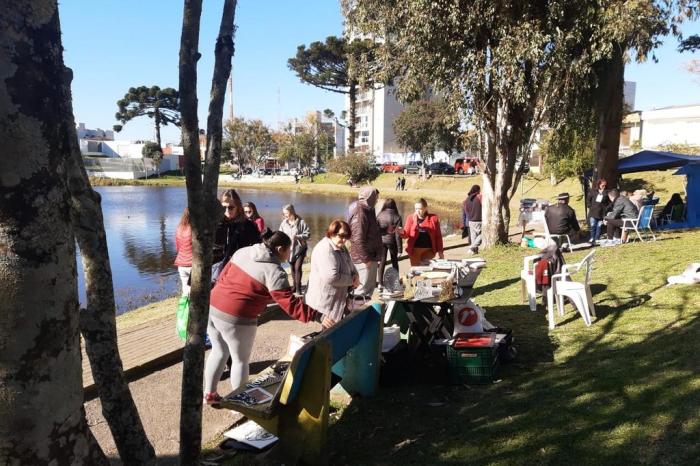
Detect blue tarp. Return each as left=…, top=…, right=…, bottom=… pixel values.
left=673, top=163, right=700, bottom=228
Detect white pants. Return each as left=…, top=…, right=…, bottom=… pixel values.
left=203, top=315, right=258, bottom=393
left=354, top=261, right=378, bottom=298
left=178, top=266, right=192, bottom=296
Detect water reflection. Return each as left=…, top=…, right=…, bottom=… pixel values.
left=77, top=186, right=461, bottom=315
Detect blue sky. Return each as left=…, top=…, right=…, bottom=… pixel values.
left=59, top=1, right=700, bottom=143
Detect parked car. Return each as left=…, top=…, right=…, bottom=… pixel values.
left=381, top=162, right=404, bottom=173
left=289, top=168, right=300, bottom=176
left=256, top=168, right=266, bottom=176
left=403, top=161, right=423, bottom=174
left=454, top=157, right=479, bottom=175
left=427, top=162, right=455, bottom=175
left=280, top=168, right=290, bottom=176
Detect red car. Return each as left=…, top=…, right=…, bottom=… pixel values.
left=381, top=162, right=404, bottom=173
left=454, top=157, right=479, bottom=175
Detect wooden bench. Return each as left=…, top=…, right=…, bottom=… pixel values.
left=216, top=303, right=382, bottom=464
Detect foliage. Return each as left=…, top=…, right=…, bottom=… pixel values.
left=393, top=99, right=461, bottom=162
left=274, top=113, right=335, bottom=167
left=326, top=152, right=378, bottom=183
left=656, top=143, right=700, bottom=155
left=540, top=130, right=596, bottom=182
left=113, top=85, right=180, bottom=147
left=142, top=141, right=163, bottom=160
left=223, top=118, right=274, bottom=168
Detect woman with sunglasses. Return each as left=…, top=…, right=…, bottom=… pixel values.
left=243, top=202, right=265, bottom=234
left=305, top=220, right=359, bottom=324
left=212, top=189, right=261, bottom=282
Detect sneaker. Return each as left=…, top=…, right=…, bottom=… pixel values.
left=203, top=392, right=222, bottom=405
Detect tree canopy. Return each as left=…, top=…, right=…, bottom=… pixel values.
left=223, top=117, right=274, bottom=169
left=393, top=98, right=461, bottom=162
left=274, top=113, right=335, bottom=167
left=114, top=85, right=180, bottom=149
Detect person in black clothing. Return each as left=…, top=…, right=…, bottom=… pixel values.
left=376, top=199, right=403, bottom=290
left=212, top=189, right=262, bottom=282
left=586, top=179, right=609, bottom=244
left=464, top=184, right=482, bottom=254
left=545, top=192, right=581, bottom=239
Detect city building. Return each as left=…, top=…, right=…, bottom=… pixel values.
left=621, top=103, right=700, bottom=155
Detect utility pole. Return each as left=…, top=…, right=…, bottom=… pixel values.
left=228, top=72, right=234, bottom=120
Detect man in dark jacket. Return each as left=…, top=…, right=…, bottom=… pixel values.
left=603, top=189, right=639, bottom=244
left=464, top=184, right=482, bottom=254
left=349, top=187, right=383, bottom=299
left=545, top=192, right=581, bottom=239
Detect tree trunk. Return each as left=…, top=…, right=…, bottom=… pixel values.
left=0, top=2, right=107, bottom=464
left=594, top=45, right=625, bottom=186
left=154, top=106, right=163, bottom=150
left=178, top=1, right=237, bottom=463
left=348, top=80, right=357, bottom=152
left=62, top=79, right=156, bottom=465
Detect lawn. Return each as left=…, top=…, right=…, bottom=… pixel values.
left=324, top=231, right=700, bottom=465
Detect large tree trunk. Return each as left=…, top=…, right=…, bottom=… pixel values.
left=154, top=106, right=163, bottom=150
left=348, top=80, right=357, bottom=152
left=0, top=2, right=107, bottom=464
left=594, top=45, right=625, bottom=186
left=62, top=79, right=156, bottom=464
left=178, top=1, right=237, bottom=463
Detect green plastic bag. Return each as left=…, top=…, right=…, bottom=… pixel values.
left=176, top=295, right=189, bottom=341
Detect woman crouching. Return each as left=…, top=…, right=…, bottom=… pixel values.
left=203, top=230, right=333, bottom=404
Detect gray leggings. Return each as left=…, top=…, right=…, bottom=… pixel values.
left=203, top=315, right=257, bottom=394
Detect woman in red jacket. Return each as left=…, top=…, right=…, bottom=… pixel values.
left=203, top=230, right=333, bottom=404
left=398, top=198, right=445, bottom=266
left=174, top=208, right=193, bottom=295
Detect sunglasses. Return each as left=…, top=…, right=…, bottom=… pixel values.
left=243, top=210, right=252, bottom=214
left=224, top=205, right=237, bottom=211
left=337, top=232, right=350, bottom=239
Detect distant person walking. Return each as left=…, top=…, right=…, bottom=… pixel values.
left=376, top=199, right=403, bottom=290
left=348, top=187, right=383, bottom=300
left=306, top=220, right=360, bottom=323
left=395, top=176, right=402, bottom=191
left=212, top=189, right=261, bottom=282
left=400, top=177, right=407, bottom=191
left=243, top=201, right=265, bottom=234
left=203, top=231, right=331, bottom=403
left=279, top=204, right=310, bottom=295
left=586, top=179, right=609, bottom=244
left=174, top=207, right=193, bottom=295
left=464, top=184, right=483, bottom=254
left=398, top=198, right=444, bottom=265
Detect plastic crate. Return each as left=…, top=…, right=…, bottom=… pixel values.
left=446, top=344, right=499, bottom=385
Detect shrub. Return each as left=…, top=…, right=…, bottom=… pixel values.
left=326, top=152, right=378, bottom=183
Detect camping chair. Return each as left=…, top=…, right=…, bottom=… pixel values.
left=520, top=253, right=543, bottom=312
left=622, top=204, right=656, bottom=242
left=546, top=250, right=596, bottom=329
left=664, top=204, right=685, bottom=224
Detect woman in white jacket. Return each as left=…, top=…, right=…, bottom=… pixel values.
left=306, top=220, right=360, bottom=322
left=279, top=204, right=310, bottom=295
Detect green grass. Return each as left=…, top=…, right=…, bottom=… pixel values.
left=325, top=231, right=700, bottom=465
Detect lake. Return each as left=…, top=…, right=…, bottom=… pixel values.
left=77, top=186, right=461, bottom=314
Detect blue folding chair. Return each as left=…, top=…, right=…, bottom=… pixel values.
left=622, top=204, right=656, bottom=242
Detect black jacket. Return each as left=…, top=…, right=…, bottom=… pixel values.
left=545, top=204, right=580, bottom=235
left=586, top=188, right=610, bottom=219
left=377, top=209, right=403, bottom=252
left=213, top=218, right=261, bottom=266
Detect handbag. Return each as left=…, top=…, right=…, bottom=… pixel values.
left=176, top=295, right=189, bottom=341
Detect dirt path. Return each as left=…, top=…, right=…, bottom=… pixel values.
left=86, top=316, right=321, bottom=464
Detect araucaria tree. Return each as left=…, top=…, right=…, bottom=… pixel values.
left=113, top=85, right=180, bottom=150
left=288, top=36, right=375, bottom=152
left=345, top=0, right=612, bottom=246
left=393, top=99, right=461, bottom=163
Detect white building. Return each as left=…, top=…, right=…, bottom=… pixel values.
left=76, top=122, right=114, bottom=141
left=620, top=104, right=700, bottom=155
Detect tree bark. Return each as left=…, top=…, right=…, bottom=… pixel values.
left=348, top=80, right=357, bottom=152
left=155, top=105, right=163, bottom=149
left=62, top=75, right=156, bottom=465
left=0, top=2, right=107, bottom=464
left=594, top=45, right=625, bottom=186
left=178, top=1, right=237, bottom=463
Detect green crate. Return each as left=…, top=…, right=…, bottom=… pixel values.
left=447, top=346, right=499, bottom=384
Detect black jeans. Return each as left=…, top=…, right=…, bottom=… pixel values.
left=378, top=242, right=399, bottom=286
left=290, top=253, right=306, bottom=294
left=606, top=218, right=624, bottom=239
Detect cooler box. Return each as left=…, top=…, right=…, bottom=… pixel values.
left=447, top=332, right=499, bottom=384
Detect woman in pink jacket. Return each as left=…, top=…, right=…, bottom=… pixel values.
left=174, top=208, right=193, bottom=295
left=203, top=230, right=333, bottom=404
left=243, top=201, right=265, bottom=234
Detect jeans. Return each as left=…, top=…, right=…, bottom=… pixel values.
left=354, top=261, right=378, bottom=298
left=468, top=221, right=482, bottom=252
left=178, top=266, right=192, bottom=296
left=378, top=242, right=399, bottom=287
left=588, top=217, right=604, bottom=242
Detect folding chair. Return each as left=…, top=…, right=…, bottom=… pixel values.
left=622, top=204, right=656, bottom=242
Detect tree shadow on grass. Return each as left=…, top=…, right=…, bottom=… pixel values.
left=327, top=293, right=700, bottom=465
left=473, top=277, right=520, bottom=296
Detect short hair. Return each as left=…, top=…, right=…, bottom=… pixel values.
left=326, top=219, right=351, bottom=238
left=416, top=198, right=428, bottom=208
left=609, top=189, right=620, bottom=197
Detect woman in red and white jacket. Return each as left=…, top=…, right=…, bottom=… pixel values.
left=174, top=208, right=193, bottom=295
left=203, top=230, right=333, bottom=404
left=397, top=198, right=444, bottom=266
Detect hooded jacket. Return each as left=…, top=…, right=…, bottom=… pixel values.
left=464, top=192, right=483, bottom=222
left=376, top=208, right=403, bottom=251
left=209, top=243, right=318, bottom=325
left=348, top=187, right=383, bottom=263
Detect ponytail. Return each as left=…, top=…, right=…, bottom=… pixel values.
left=262, top=229, right=291, bottom=251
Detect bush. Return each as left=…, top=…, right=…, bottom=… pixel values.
left=326, top=152, right=378, bottom=184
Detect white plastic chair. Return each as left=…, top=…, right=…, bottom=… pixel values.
left=543, top=219, right=573, bottom=252
left=520, top=253, right=543, bottom=311
left=622, top=204, right=656, bottom=242
left=546, top=250, right=596, bottom=329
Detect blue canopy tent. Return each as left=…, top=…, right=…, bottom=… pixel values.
left=585, top=150, right=700, bottom=228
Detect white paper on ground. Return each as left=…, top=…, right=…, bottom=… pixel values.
left=224, top=420, right=278, bottom=449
